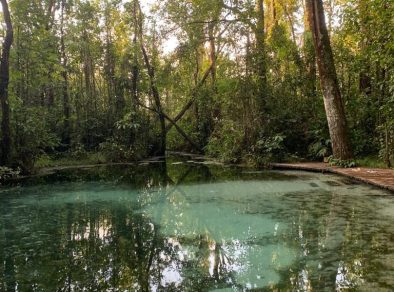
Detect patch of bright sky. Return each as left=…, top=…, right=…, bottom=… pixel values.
left=140, top=0, right=179, bottom=55
left=138, top=0, right=341, bottom=55
left=1, top=0, right=341, bottom=55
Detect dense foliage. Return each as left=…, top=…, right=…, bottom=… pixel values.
left=0, top=0, right=393, bottom=172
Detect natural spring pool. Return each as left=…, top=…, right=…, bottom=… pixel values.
left=1, top=158, right=394, bottom=291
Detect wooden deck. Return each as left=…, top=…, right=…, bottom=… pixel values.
left=271, top=162, right=394, bottom=193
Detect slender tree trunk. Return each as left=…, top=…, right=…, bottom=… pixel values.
left=141, top=44, right=166, bottom=155
left=45, top=0, right=56, bottom=31
left=193, top=46, right=203, bottom=132
left=60, top=0, right=71, bottom=147
left=270, top=0, right=278, bottom=32
left=104, top=9, right=115, bottom=121
left=164, top=64, right=213, bottom=133
left=43, top=0, right=56, bottom=107
left=135, top=0, right=166, bottom=155
left=245, top=31, right=251, bottom=77
left=208, top=22, right=216, bottom=84
left=283, top=3, right=296, bottom=44
left=255, top=0, right=267, bottom=114
left=194, top=47, right=201, bottom=86
left=0, top=0, right=13, bottom=166
left=138, top=101, right=202, bottom=153
left=132, top=0, right=139, bottom=108
left=255, top=0, right=266, bottom=82
left=128, top=0, right=140, bottom=146
left=306, top=0, right=353, bottom=160
left=358, top=0, right=372, bottom=96
left=384, top=124, right=392, bottom=168
left=303, top=0, right=317, bottom=100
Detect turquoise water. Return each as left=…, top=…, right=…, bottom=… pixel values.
left=1, top=159, right=394, bottom=291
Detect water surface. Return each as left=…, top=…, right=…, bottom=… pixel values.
left=1, top=159, right=394, bottom=291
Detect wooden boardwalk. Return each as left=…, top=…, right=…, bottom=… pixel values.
left=271, top=162, right=394, bottom=193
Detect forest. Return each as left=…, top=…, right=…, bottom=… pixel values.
left=0, top=0, right=393, bottom=174
left=1, top=1, right=394, bottom=290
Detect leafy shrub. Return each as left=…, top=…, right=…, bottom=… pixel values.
left=378, top=123, right=394, bottom=167
left=0, top=166, right=21, bottom=182
left=205, top=120, right=244, bottom=163
left=328, top=156, right=357, bottom=168
left=13, top=107, right=60, bottom=173
left=34, top=153, right=53, bottom=168
left=70, top=143, right=88, bottom=160
left=308, top=139, right=331, bottom=159
left=99, top=138, right=135, bottom=162
left=251, top=134, right=286, bottom=164
left=115, top=112, right=140, bottom=131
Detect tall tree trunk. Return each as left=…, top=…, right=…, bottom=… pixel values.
left=270, top=0, right=278, bottom=32
left=104, top=9, right=115, bottom=122
left=193, top=45, right=203, bottom=133
left=358, top=0, right=372, bottom=96
left=128, top=0, right=140, bottom=146
left=44, top=0, right=56, bottom=107
left=303, top=0, right=317, bottom=100
left=0, top=0, right=13, bottom=166
left=283, top=2, right=296, bottom=44
left=132, top=0, right=139, bottom=108
left=164, top=64, right=213, bottom=133
left=136, top=1, right=166, bottom=156
left=306, top=0, right=353, bottom=160
left=208, top=22, right=216, bottom=84
left=141, top=44, right=166, bottom=156
left=255, top=0, right=267, bottom=114
left=60, top=0, right=71, bottom=147
left=45, top=0, right=56, bottom=31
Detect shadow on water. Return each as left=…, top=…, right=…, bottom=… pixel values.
left=1, top=156, right=394, bottom=291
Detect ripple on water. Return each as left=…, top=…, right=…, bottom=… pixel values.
left=0, top=166, right=393, bottom=291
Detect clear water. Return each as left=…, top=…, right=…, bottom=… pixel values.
left=1, top=158, right=394, bottom=291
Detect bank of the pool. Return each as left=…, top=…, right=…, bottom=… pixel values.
left=271, top=162, right=394, bottom=193
left=5, top=154, right=394, bottom=194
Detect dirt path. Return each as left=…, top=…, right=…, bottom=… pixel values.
left=271, top=162, right=394, bottom=193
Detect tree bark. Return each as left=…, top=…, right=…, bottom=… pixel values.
left=44, top=0, right=56, bottom=107
left=0, top=0, right=13, bottom=166
left=135, top=0, right=166, bottom=155
left=165, top=63, right=213, bottom=133
left=283, top=2, right=296, bottom=44
left=132, top=0, right=139, bottom=108
left=306, top=0, right=353, bottom=160
left=138, top=101, right=202, bottom=153
left=255, top=0, right=267, bottom=114
left=358, top=0, right=372, bottom=96
left=141, top=44, right=166, bottom=156
left=60, top=0, right=71, bottom=147
left=303, top=0, right=317, bottom=99
left=255, top=0, right=266, bottom=84
left=45, top=0, right=56, bottom=31
left=270, top=0, right=278, bottom=31
left=208, top=22, right=216, bottom=84
left=104, top=9, right=115, bottom=119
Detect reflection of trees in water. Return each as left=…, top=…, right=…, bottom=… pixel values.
left=0, top=160, right=220, bottom=291
left=271, top=189, right=394, bottom=291
left=190, top=234, right=238, bottom=290
left=1, top=163, right=394, bottom=290
left=1, top=200, right=168, bottom=290
left=1, top=199, right=16, bottom=291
